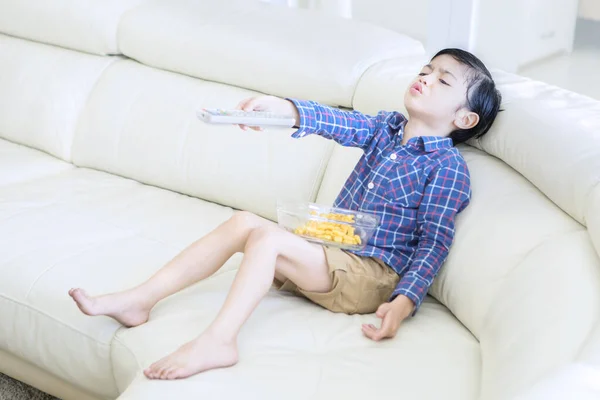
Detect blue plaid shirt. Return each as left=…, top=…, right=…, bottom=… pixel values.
left=289, top=99, right=471, bottom=314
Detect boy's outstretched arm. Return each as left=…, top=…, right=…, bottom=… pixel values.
left=363, top=162, right=471, bottom=341
left=237, top=96, right=399, bottom=150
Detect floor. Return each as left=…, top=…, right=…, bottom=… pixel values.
left=519, top=18, right=600, bottom=100
left=0, top=373, right=57, bottom=400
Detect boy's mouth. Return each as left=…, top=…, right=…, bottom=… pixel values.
left=410, top=82, right=423, bottom=95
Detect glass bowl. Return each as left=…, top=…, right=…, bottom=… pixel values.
left=276, top=202, right=380, bottom=251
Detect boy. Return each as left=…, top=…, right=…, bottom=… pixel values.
left=69, top=48, right=502, bottom=380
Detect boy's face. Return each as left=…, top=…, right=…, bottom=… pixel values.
left=404, top=54, right=479, bottom=133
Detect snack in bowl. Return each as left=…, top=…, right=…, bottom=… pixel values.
left=293, top=212, right=362, bottom=245
left=276, top=202, right=379, bottom=251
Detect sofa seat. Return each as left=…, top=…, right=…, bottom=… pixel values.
left=0, top=164, right=480, bottom=400
left=114, top=278, right=480, bottom=400
left=0, top=139, right=73, bottom=187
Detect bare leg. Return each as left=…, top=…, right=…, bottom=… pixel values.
left=69, top=212, right=274, bottom=327
left=145, top=226, right=332, bottom=380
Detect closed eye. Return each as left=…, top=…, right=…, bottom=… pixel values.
left=418, top=72, right=427, bottom=76
left=440, top=79, right=451, bottom=86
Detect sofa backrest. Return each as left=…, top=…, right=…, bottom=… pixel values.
left=70, top=59, right=335, bottom=220
left=0, top=0, right=147, bottom=55
left=69, top=0, right=423, bottom=220
left=0, top=34, right=116, bottom=161
left=117, top=0, right=424, bottom=108
left=0, top=0, right=424, bottom=222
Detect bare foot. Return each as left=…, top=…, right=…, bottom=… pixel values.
left=144, top=331, right=238, bottom=380
left=68, top=288, right=152, bottom=327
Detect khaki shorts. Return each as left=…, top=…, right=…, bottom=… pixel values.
left=273, top=246, right=400, bottom=315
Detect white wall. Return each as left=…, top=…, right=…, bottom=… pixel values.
left=426, top=0, right=478, bottom=57
left=262, top=0, right=428, bottom=38
left=579, top=0, right=600, bottom=21
left=351, top=0, right=429, bottom=43
left=263, top=0, right=579, bottom=73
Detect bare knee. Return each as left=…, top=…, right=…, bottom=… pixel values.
left=241, top=227, right=284, bottom=274
left=229, top=211, right=265, bottom=232
left=245, top=226, right=282, bottom=251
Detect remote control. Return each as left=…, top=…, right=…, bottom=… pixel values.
left=197, top=108, right=297, bottom=127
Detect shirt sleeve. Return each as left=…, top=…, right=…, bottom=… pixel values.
left=287, top=98, right=398, bottom=150
left=390, top=161, right=471, bottom=315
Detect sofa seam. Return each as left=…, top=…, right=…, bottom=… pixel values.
left=309, top=142, right=335, bottom=202
left=114, top=1, right=149, bottom=56
left=0, top=167, right=75, bottom=190
left=23, top=243, right=101, bottom=300
left=70, top=58, right=123, bottom=166
left=0, top=137, right=74, bottom=169
left=582, top=176, right=600, bottom=227
left=110, top=333, right=143, bottom=394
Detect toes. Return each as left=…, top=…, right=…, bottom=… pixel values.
left=148, top=369, right=160, bottom=380
left=146, top=366, right=160, bottom=380
left=164, top=367, right=178, bottom=380
left=146, top=359, right=167, bottom=379
left=153, top=358, right=168, bottom=370
left=159, top=365, right=172, bottom=380
left=71, top=289, right=82, bottom=300
left=166, top=368, right=182, bottom=380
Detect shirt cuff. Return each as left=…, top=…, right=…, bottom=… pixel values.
left=389, top=276, right=429, bottom=316
left=286, top=98, right=318, bottom=138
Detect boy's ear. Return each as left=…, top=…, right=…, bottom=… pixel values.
left=453, top=109, right=479, bottom=130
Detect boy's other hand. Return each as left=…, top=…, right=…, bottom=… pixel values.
left=361, top=295, right=414, bottom=341
left=234, top=95, right=300, bottom=131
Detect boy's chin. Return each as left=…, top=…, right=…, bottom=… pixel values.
left=403, top=99, right=422, bottom=118
left=403, top=93, right=421, bottom=114
left=404, top=96, right=435, bottom=119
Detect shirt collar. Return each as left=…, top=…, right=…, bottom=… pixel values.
left=394, top=119, right=453, bottom=153
left=387, top=112, right=407, bottom=130
left=421, top=136, right=454, bottom=152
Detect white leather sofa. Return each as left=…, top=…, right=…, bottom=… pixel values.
left=1, top=1, right=599, bottom=400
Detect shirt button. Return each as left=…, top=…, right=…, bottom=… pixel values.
left=390, top=153, right=397, bottom=160
left=367, top=182, right=375, bottom=189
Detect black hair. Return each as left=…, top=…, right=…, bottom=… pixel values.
left=432, top=48, right=503, bottom=145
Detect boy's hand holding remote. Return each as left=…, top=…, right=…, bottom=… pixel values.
left=235, top=95, right=299, bottom=131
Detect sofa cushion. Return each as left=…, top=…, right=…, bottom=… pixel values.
left=0, top=0, right=146, bottom=55
left=0, top=34, right=116, bottom=161
left=112, top=280, right=480, bottom=400
left=512, top=363, right=600, bottom=400
left=0, top=167, right=235, bottom=397
left=118, top=0, right=424, bottom=108
left=471, top=72, right=600, bottom=231
left=72, top=59, right=334, bottom=221
left=0, top=139, right=73, bottom=187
